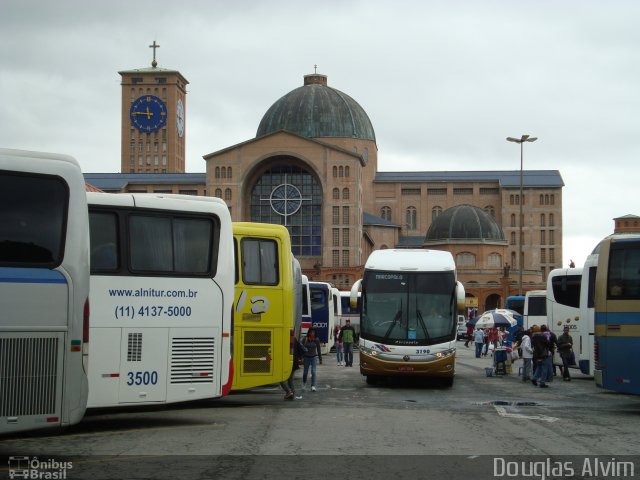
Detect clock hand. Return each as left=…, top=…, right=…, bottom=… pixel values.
left=132, top=109, right=154, bottom=119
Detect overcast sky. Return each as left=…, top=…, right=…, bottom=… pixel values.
left=2, top=0, right=638, bottom=268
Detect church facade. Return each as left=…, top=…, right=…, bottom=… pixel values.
left=85, top=54, right=564, bottom=313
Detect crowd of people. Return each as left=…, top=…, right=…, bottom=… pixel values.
left=281, top=319, right=576, bottom=400
left=466, top=322, right=575, bottom=388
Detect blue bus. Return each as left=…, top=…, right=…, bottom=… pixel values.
left=594, top=233, right=640, bottom=395
left=308, top=281, right=335, bottom=354
left=505, top=295, right=525, bottom=317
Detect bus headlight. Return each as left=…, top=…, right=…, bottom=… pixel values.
left=434, top=348, right=455, bottom=359
left=360, top=345, right=377, bottom=356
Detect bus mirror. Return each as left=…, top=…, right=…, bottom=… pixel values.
left=350, top=279, right=362, bottom=308
left=456, top=281, right=465, bottom=312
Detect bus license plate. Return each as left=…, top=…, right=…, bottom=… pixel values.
left=398, top=366, right=414, bottom=372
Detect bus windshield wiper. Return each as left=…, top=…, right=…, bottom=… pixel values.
left=385, top=301, right=402, bottom=338
left=416, top=308, right=431, bottom=341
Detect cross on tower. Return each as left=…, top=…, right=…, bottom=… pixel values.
left=314, top=64, right=318, bottom=74
left=149, top=40, right=160, bottom=68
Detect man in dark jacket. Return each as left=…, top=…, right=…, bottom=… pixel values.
left=530, top=325, right=550, bottom=388
left=280, top=337, right=304, bottom=399
left=556, top=326, right=574, bottom=381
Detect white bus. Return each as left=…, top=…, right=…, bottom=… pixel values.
left=300, top=274, right=312, bottom=337
left=338, top=290, right=361, bottom=337
left=1, top=149, right=90, bottom=434
left=524, top=290, right=547, bottom=329
left=86, top=192, right=234, bottom=407
left=350, top=249, right=465, bottom=386
left=547, top=267, right=595, bottom=375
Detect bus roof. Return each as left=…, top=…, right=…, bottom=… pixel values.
left=87, top=191, right=228, bottom=213
left=232, top=222, right=290, bottom=236
left=525, top=290, right=547, bottom=297
left=364, top=249, right=455, bottom=272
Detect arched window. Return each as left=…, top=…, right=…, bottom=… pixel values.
left=381, top=206, right=392, bottom=221
left=227, top=167, right=232, bottom=179
left=342, top=188, right=349, bottom=200
left=510, top=232, right=516, bottom=245
left=488, top=253, right=502, bottom=267
left=432, top=206, right=442, bottom=221
left=456, top=252, right=476, bottom=267
left=510, top=195, right=515, bottom=205
left=333, top=188, right=340, bottom=200
left=540, top=213, right=546, bottom=226
left=339, top=166, right=344, bottom=178
left=549, top=213, right=554, bottom=226
left=544, top=194, right=549, bottom=205
left=221, top=167, right=226, bottom=179
left=333, top=166, right=338, bottom=177
left=215, top=188, right=222, bottom=198
left=215, top=167, right=220, bottom=179
left=406, top=206, right=417, bottom=230
left=345, top=166, right=350, bottom=177
left=511, top=214, right=516, bottom=227
left=540, top=194, right=544, bottom=205
left=250, top=163, right=322, bottom=256
left=224, top=188, right=232, bottom=201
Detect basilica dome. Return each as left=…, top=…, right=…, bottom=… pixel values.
left=256, top=74, right=376, bottom=141
left=425, top=204, right=505, bottom=242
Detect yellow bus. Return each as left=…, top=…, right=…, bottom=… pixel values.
left=231, top=222, right=299, bottom=391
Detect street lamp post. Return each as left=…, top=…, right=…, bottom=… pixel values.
left=506, top=134, right=538, bottom=296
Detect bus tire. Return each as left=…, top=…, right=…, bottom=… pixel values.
left=440, top=376, right=454, bottom=388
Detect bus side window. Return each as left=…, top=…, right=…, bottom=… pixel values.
left=89, top=212, right=119, bottom=272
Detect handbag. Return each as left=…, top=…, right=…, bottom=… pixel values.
left=568, top=351, right=576, bottom=366
left=553, top=350, right=562, bottom=366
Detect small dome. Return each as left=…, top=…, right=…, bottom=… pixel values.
left=425, top=204, right=505, bottom=242
left=256, top=74, right=376, bottom=141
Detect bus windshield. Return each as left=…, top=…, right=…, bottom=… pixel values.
left=361, top=270, right=456, bottom=345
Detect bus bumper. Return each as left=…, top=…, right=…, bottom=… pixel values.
left=359, top=351, right=455, bottom=378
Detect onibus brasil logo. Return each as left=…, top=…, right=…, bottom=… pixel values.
left=8, top=456, right=73, bottom=479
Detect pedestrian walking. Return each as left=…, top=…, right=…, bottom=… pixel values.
left=302, top=328, right=322, bottom=391
left=334, top=324, right=344, bottom=366
left=474, top=327, right=485, bottom=358
left=557, top=326, right=574, bottom=381
left=280, top=336, right=304, bottom=399
left=520, top=329, right=533, bottom=382
left=342, top=319, right=356, bottom=367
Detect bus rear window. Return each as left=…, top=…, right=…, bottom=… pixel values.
left=0, top=171, right=68, bottom=266
left=608, top=240, right=640, bottom=299
left=528, top=297, right=547, bottom=316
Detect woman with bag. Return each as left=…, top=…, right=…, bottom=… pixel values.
left=556, top=326, right=574, bottom=381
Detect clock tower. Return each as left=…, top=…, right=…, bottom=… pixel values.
left=119, top=41, right=188, bottom=173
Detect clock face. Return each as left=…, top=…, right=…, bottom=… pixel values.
left=176, top=99, right=185, bottom=137
left=130, top=95, right=167, bottom=133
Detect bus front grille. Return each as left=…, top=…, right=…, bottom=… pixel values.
left=170, top=337, right=215, bottom=384
left=242, top=330, right=273, bottom=374
left=0, top=337, right=59, bottom=417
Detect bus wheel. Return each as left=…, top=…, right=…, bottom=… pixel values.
left=440, top=376, right=454, bottom=388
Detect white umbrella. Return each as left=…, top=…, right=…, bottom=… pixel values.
left=473, top=309, right=518, bottom=329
